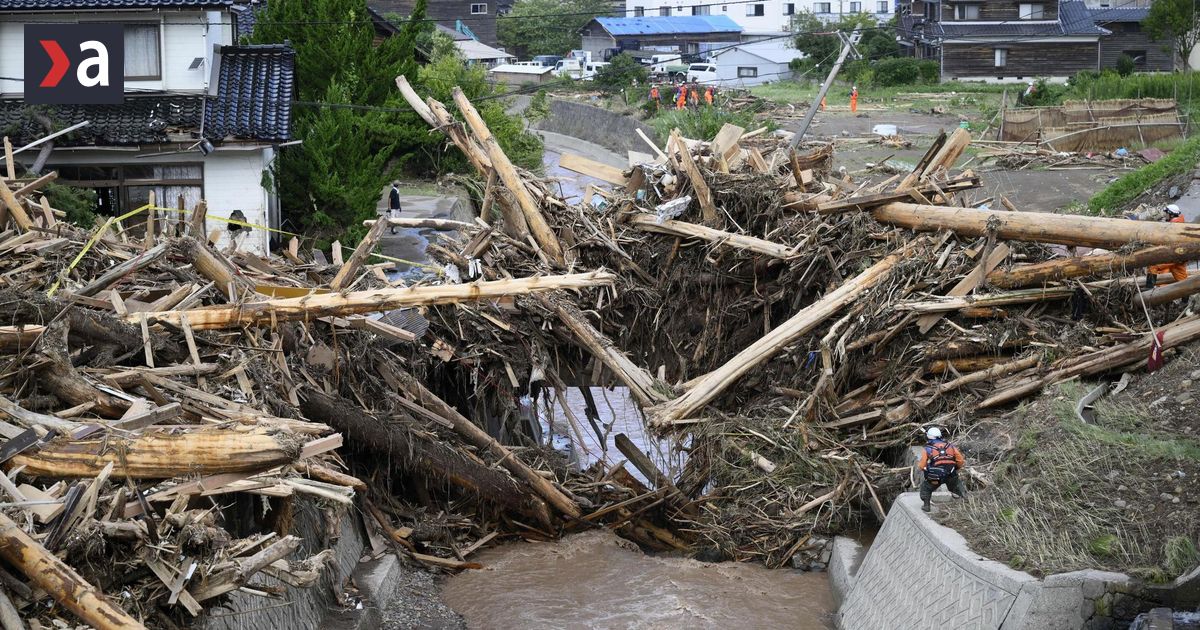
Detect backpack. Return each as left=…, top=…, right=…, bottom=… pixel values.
left=923, top=441, right=958, bottom=483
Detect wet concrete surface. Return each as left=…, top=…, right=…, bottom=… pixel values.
left=539, top=130, right=628, bottom=204
left=1168, top=168, right=1200, bottom=223
left=376, top=192, right=463, bottom=277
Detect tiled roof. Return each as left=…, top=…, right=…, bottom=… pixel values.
left=0, top=44, right=293, bottom=146
left=0, top=0, right=231, bottom=9
left=230, top=1, right=266, bottom=41
left=908, top=0, right=1107, bottom=39
left=592, top=16, right=742, bottom=36
left=1087, top=5, right=1150, bottom=22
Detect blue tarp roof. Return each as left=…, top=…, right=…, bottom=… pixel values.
left=594, top=15, right=742, bottom=36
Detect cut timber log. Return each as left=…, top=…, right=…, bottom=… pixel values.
left=540, top=297, right=669, bottom=407
left=669, top=130, right=719, bottom=224
left=1143, top=273, right=1200, bottom=306
left=815, top=176, right=980, bottom=214
left=138, top=272, right=614, bottom=330
left=626, top=214, right=794, bottom=259
left=558, top=153, right=627, bottom=186
left=0, top=511, right=144, bottom=630
left=988, top=243, right=1200, bottom=289
left=651, top=238, right=927, bottom=426
left=179, top=237, right=251, bottom=299
left=451, top=87, right=565, bottom=266
left=396, top=76, right=492, bottom=174
left=9, top=429, right=300, bottom=478
left=330, top=216, right=388, bottom=291
left=363, top=218, right=475, bottom=231
left=874, top=203, right=1200, bottom=249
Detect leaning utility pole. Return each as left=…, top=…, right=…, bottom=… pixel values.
left=789, top=30, right=862, bottom=148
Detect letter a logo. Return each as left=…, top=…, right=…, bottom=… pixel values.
left=24, top=24, right=123, bottom=104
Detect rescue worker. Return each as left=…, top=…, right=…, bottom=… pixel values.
left=387, top=181, right=403, bottom=235
left=1147, top=204, right=1188, bottom=288
left=704, top=85, right=714, bottom=107
left=917, top=427, right=966, bottom=513
left=689, top=84, right=700, bottom=108
left=649, top=84, right=660, bottom=110
left=675, top=85, right=687, bottom=110
left=850, top=84, right=858, bottom=113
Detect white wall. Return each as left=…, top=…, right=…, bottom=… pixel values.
left=624, top=0, right=891, bottom=35
left=0, top=10, right=232, bottom=97
left=713, top=51, right=793, bottom=85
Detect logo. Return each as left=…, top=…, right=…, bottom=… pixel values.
left=24, top=24, right=124, bottom=105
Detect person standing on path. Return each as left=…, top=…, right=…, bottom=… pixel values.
left=917, top=427, right=967, bottom=512
left=387, top=181, right=402, bottom=235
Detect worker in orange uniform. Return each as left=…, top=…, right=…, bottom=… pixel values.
left=649, top=84, right=660, bottom=110
left=917, top=427, right=967, bottom=513
left=1147, top=204, right=1189, bottom=287
left=820, top=96, right=826, bottom=110
left=704, top=85, right=714, bottom=107
left=850, top=84, right=858, bottom=113
left=689, top=84, right=700, bottom=108
left=675, top=85, right=686, bottom=110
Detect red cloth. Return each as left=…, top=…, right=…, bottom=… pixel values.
left=1147, top=331, right=1166, bottom=372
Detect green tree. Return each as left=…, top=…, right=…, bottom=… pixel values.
left=1116, top=53, right=1136, bottom=77
left=792, top=12, right=839, bottom=65
left=593, top=53, right=649, bottom=92
left=499, top=0, right=616, bottom=57
left=793, top=12, right=895, bottom=69
left=1144, top=0, right=1200, bottom=65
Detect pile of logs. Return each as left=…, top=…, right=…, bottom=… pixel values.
left=394, top=77, right=1200, bottom=566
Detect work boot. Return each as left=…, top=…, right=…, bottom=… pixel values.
left=922, top=501, right=931, bottom=513
left=1146, top=273, right=1156, bottom=289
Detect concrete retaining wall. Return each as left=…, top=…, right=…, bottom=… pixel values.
left=532, top=99, right=660, bottom=157
left=836, top=493, right=1170, bottom=630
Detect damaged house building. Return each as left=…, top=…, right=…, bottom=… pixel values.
left=0, top=0, right=294, bottom=254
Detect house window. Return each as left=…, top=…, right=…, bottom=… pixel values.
left=1018, top=3, right=1044, bottom=18
left=746, top=3, right=765, bottom=15
left=877, top=1, right=889, bottom=12
left=738, top=66, right=758, bottom=78
left=955, top=4, right=980, bottom=19
left=784, top=3, right=795, bottom=14
left=692, top=5, right=710, bottom=14
left=659, top=6, right=670, bottom=15
left=1126, top=23, right=1141, bottom=32
left=994, top=47, right=1007, bottom=67
left=124, top=23, right=162, bottom=80
left=814, top=2, right=831, bottom=12
left=850, top=1, right=861, bottom=11
left=470, top=3, right=487, bottom=13
left=722, top=4, right=728, bottom=10
left=633, top=5, right=644, bottom=15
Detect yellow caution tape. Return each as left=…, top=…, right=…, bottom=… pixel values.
left=368, top=251, right=445, bottom=274
left=149, top=206, right=300, bottom=238
left=46, top=203, right=155, bottom=297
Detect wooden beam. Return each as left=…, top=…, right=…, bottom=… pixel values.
left=74, top=242, right=169, bottom=297
left=915, top=243, right=1010, bottom=334
left=626, top=213, right=795, bottom=259
left=330, top=217, right=388, bottom=291
left=669, top=130, right=718, bottom=224
left=987, top=243, right=1200, bottom=289
left=558, top=153, right=627, bottom=186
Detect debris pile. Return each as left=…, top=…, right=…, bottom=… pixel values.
left=396, top=76, right=1200, bottom=567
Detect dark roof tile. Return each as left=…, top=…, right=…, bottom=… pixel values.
left=0, top=0, right=231, bottom=9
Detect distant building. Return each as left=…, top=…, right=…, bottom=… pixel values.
left=0, top=0, right=294, bottom=255
left=488, top=64, right=556, bottom=85
left=624, top=0, right=892, bottom=38
left=1086, top=1, right=1175, bottom=72
left=708, top=40, right=804, bottom=85
left=578, top=15, right=742, bottom=58
left=371, top=0, right=498, bottom=47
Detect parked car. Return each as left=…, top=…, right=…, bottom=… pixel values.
left=686, top=63, right=718, bottom=85
left=531, top=55, right=562, bottom=68
left=650, top=54, right=688, bottom=81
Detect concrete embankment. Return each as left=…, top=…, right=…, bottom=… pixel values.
left=831, top=493, right=1200, bottom=629
left=530, top=98, right=660, bottom=156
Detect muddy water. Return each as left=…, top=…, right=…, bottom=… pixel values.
left=443, top=531, right=835, bottom=629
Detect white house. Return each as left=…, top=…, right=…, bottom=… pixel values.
left=624, top=0, right=893, bottom=37
left=709, top=40, right=805, bottom=85
left=0, top=0, right=294, bottom=255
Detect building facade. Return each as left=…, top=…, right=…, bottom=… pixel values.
left=371, top=0, right=499, bottom=47
left=1086, top=1, right=1174, bottom=73
left=624, top=0, right=893, bottom=36
left=0, top=0, right=293, bottom=254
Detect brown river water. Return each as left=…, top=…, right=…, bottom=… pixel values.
left=442, top=530, right=835, bottom=629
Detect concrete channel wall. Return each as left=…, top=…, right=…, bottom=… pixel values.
left=531, top=99, right=660, bottom=157
left=833, top=493, right=1180, bottom=630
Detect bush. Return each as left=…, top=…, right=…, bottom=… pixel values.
left=1017, top=79, right=1066, bottom=106
left=1088, top=134, right=1200, bottom=213
left=593, top=53, right=648, bottom=93
left=872, top=57, right=924, bottom=87
left=1115, top=54, right=1136, bottom=77
left=650, top=108, right=769, bottom=143
left=917, top=60, right=939, bottom=83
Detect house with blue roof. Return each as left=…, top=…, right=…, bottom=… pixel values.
left=579, top=15, right=743, bottom=58
left=0, top=0, right=294, bottom=254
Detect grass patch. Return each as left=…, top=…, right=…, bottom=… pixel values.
left=650, top=107, right=773, bottom=143
left=1087, top=133, right=1200, bottom=214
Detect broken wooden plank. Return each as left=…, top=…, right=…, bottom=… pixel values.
left=558, top=153, right=627, bottom=186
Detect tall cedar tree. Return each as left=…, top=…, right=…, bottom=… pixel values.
left=250, top=0, right=430, bottom=241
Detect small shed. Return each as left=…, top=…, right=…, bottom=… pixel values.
left=708, top=41, right=804, bottom=87
left=488, top=64, right=555, bottom=86
left=456, top=39, right=516, bottom=68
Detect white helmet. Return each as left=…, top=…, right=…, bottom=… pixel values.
left=1166, top=204, right=1181, bottom=217
left=926, top=427, right=943, bottom=440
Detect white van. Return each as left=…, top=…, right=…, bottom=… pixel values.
left=686, top=63, right=718, bottom=84
left=582, top=61, right=609, bottom=81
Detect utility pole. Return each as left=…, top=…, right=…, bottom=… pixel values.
left=789, top=30, right=862, bottom=149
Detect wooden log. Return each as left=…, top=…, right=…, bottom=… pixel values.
left=927, top=355, right=1010, bottom=375
left=396, top=76, right=492, bottom=173
left=451, top=87, right=565, bottom=266
left=138, top=272, right=614, bottom=330
left=0, top=511, right=144, bottom=630
left=873, top=203, right=1200, bottom=249
left=651, top=238, right=927, bottom=426
left=12, top=170, right=56, bottom=198
left=330, top=217, right=388, bottom=291
left=669, top=130, right=718, bottom=224
left=979, top=316, right=1200, bottom=409
left=0, top=179, right=33, bottom=231
left=896, top=130, right=946, bottom=191
left=558, top=153, right=627, bottom=186
left=190, top=536, right=301, bottom=601
left=375, top=364, right=581, bottom=520
left=1143, top=273, right=1200, bottom=306
left=0, top=325, right=42, bottom=353
left=179, top=237, right=250, bottom=299
left=74, top=242, right=169, bottom=297
left=915, top=243, right=1010, bottom=334
left=625, top=214, right=794, bottom=259
left=815, top=175, right=980, bottom=214
left=9, top=429, right=299, bottom=478
left=541, top=297, right=668, bottom=407
left=988, top=243, right=1200, bottom=289
left=920, top=127, right=972, bottom=181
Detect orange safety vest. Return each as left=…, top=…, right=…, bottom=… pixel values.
left=1150, top=216, right=1189, bottom=281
